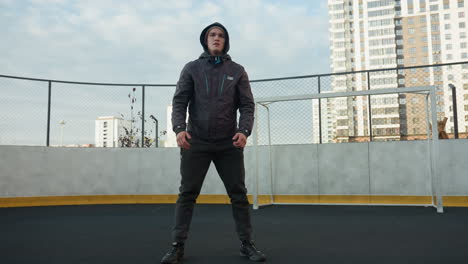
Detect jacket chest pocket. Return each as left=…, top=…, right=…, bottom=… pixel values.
left=218, top=74, right=236, bottom=97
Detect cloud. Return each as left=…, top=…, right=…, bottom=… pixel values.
left=0, top=0, right=330, bottom=82
left=0, top=0, right=331, bottom=145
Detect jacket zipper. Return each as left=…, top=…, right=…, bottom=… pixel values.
left=218, top=74, right=226, bottom=96
left=204, top=72, right=209, bottom=95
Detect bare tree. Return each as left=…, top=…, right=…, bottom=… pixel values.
left=118, top=87, right=155, bottom=148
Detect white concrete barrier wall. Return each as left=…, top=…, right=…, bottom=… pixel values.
left=0, top=140, right=467, bottom=198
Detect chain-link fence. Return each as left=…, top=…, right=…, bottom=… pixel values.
left=251, top=61, right=468, bottom=145
left=1, top=61, right=467, bottom=147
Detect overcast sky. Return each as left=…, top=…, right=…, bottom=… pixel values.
left=0, top=0, right=331, bottom=146
left=0, top=0, right=331, bottom=83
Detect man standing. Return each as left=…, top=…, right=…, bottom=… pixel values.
left=161, top=22, right=266, bottom=263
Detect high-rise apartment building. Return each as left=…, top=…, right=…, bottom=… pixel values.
left=328, top=0, right=468, bottom=141
left=312, top=92, right=337, bottom=143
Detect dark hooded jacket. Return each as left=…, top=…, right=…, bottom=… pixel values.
left=171, top=22, right=255, bottom=141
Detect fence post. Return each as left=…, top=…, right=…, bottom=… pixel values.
left=46, top=81, right=52, bottom=147
left=367, top=71, right=373, bottom=141
left=318, top=76, right=322, bottom=144
left=141, top=85, right=146, bottom=147
left=449, top=83, right=459, bottom=139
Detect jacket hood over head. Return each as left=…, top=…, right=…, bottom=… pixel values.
left=200, top=22, right=230, bottom=55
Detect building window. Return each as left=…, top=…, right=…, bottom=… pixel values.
left=460, top=12, right=465, bottom=18
left=445, top=24, right=451, bottom=30
left=430, top=4, right=438, bottom=11
left=459, top=1, right=465, bottom=8
left=465, top=105, right=468, bottom=111
left=464, top=94, right=468, bottom=100
left=409, top=47, right=417, bottom=54
left=460, top=22, right=466, bottom=29
left=409, top=28, right=415, bottom=34
left=464, top=84, right=468, bottom=90
left=462, top=53, right=468, bottom=59
left=444, top=3, right=450, bottom=9
left=448, top=74, right=454, bottom=80
left=409, top=37, right=416, bottom=44
left=461, top=43, right=467, bottom=49
left=408, top=18, right=414, bottom=24
left=103, top=122, right=107, bottom=128
left=103, top=142, right=107, bottom=147
left=446, top=34, right=452, bottom=40
left=421, top=26, right=427, bottom=33
left=461, top=32, right=467, bottom=39
left=444, top=14, right=450, bottom=20
left=447, top=44, right=452, bottom=50
left=447, top=54, right=453, bottom=60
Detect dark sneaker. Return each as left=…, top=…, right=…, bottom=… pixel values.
left=161, top=242, right=184, bottom=264
left=240, top=240, right=267, bottom=262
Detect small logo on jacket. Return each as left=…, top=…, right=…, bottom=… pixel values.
left=227, top=76, right=234, bottom=80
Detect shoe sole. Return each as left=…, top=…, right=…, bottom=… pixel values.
left=161, top=255, right=184, bottom=264
left=240, top=252, right=266, bottom=262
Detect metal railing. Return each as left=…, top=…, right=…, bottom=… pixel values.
left=1, top=61, right=467, bottom=147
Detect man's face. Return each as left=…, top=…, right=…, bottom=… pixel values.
left=207, top=27, right=225, bottom=56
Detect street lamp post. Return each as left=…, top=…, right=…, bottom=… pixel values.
left=150, top=115, right=158, bottom=148
left=59, top=120, right=66, bottom=146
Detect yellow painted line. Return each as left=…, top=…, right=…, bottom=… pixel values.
left=370, top=195, right=432, bottom=205
left=274, top=195, right=320, bottom=204
left=1, top=195, right=468, bottom=208
left=319, top=195, right=370, bottom=204
left=196, top=195, right=230, bottom=204
left=443, top=196, right=468, bottom=207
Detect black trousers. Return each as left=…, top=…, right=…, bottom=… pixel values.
left=172, top=137, right=252, bottom=243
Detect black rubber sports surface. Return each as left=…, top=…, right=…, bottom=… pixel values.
left=1, top=204, right=468, bottom=264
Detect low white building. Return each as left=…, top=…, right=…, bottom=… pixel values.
left=165, top=105, right=177, bottom=148
left=165, top=105, right=190, bottom=148
left=95, top=116, right=132, bottom=147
